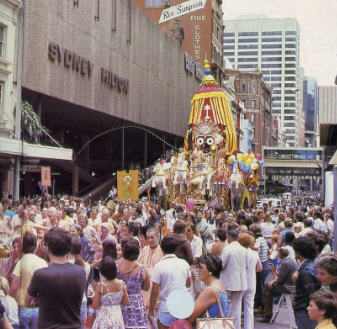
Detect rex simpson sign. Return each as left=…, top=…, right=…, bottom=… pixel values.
left=158, top=0, right=207, bottom=24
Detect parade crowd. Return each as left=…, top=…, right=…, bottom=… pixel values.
left=0, top=193, right=336, bottom=329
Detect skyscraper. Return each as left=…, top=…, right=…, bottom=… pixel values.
left=223, top=16, right=300, bottom=146
left=303, top=76, right=318, bottom=147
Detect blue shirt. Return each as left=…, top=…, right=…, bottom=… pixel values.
left=207, top=291, right=228, bottom=318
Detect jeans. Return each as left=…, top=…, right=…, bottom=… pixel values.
left=294, top=309, right=316, bottom=329
left=18, top=308, right=39, bottom=329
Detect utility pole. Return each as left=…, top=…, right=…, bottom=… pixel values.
left=14, top=0, right=24, bottom=201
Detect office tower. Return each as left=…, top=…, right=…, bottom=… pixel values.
left=303, top=76, right=318, bottom=147
left=223, top=16, right=300, bottom=146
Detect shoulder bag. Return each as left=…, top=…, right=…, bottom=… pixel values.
left=196, top=286, right=236, bottom=329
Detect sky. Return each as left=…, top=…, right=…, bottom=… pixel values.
left=222, top=0, right=337, bottom=86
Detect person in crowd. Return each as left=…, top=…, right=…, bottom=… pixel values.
left=186, top=222, right=203, bottom=297
left=292, top=236, right=321, bottom=329
left=117, top=238, right=150, bottom=329
left=307, top=290, right=337, bottom=329
left=9, top=231, right=47, bottom=329
left=238, top=233, right=262, bottom=329
left=0, top=300, right=14, bottom=329
left=171, top=220, right=193, bottom=265
left=91, top=256, right=130, bottom=329
left=249, top=223, right=270, bottom=312
left=260, top=212, right=274, bottom=244
left=70, top=224, right=95, bottom=264
left=26, top=228, right=86, bottom=329
left=188, top=253, right=228, bottom=323
left=208, top=228, right=227, bottom=256
left=278, top=219, right=294, bottom=247
left=0, top=277, right=19, bottom=329
left=220, top=229, right=248, bottom=329
left=78, top=213, right=96, bottom=241
left=68, top=238, right=90, bottom=325
left=195, top=210, right=213, bottom=247
left=138, top=227, right=163, bottom=314
left=317, top=253, right=337, bottom=292
left=299, top=218, right=314, bottom=237
left=284, top=231, right=296, bottom=259
left=262, top=247, right=298, bottom=322
left=149, top=236, right=191, bottom=329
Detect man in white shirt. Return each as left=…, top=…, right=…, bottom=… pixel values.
left=220, top=229, right=248, bottom=329
left=149, top=236, right=191, bottom=329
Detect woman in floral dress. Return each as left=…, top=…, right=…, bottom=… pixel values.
left=92, top=256, right=130, bottom=329
left=117, top=238, right=150, bottom=329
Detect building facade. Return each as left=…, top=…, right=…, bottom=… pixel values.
left=224, top=69, right=276, bottom=156
left=133, top=0, right=224, bottom=82
left=223, top=16, right=300, bottom=147
left=303, top=76, right=318, bottom=147
left=0, top=0, right=21, bottom=196
left=1, top=0, right=201, bottom=197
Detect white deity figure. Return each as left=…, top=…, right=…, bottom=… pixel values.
left=173, top=150, right=188, bottom=185
left=152, top=160, right=170, bottom=189
left=188, top=156, right=215, bottom=196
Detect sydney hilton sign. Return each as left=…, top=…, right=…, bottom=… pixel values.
left=48, top=41, right=129, bottom=94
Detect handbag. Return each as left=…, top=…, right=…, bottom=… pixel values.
left=196, top=286, right=236, bottom=329
left=84, top=307, right=96, bottom=328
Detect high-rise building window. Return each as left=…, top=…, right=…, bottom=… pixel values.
left=238, top=51, right=258, bottom=56
left=262, top=57, right=282, bottom=62
left=238, top=44, right=258, bottom=49
left=145, top=0, right=166, bottom=7
left=286, top=44, right=297, bottom=49
left=223, top=45, right=235, bottom=49
left=238, top=32, right=258, bottom=36
left=271, top=83, right=282, bottom=88
left=285, top=63, right=296, bottom=68
left=285, top=96, right=296, bottom=100
left=238, top=57, right=258, bottom=62
left=285, top=83, right=296, bottom=87
left=251, top=100, right=256, bottom=108
left=238, top=64, right=258, bottom=69
left=0, top=26, right=5, bottom=58
left=284, top=116, right=295, bottom=120
left=262, top=44, right=282, bottom=49
left=286, top=31, right=297, bottom=35
left=238, top=38, right=258, bottom=43
left=241, top=84, right=247, bottom=92
left=223, top=52, right=235, bottom=56
left=223, top=32, right=235, bottom=37
left=262, top=63, right=282, bottom=68
left=223, top=39, right=235, bottom=43
left=285, top=76, right=295, bottom=81
left=285, top=50, right=296, bottom=55
left=285, top=37, right=297, bottom=42
left=262, top=38, right=282, bottom=42
left=285, top=57, right=296, bottom=61
left=262, top=31, right=282, bottom=35
left=285, top=70, right=296, bottom=74
left=262, top=50, right=282, bottom=55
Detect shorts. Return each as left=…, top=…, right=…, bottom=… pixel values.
left=157, top=311, right=178, bottom=327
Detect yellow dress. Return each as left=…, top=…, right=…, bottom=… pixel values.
left=316, top=319, right=337, bottom=329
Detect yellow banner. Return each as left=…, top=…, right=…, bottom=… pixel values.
left=117, top=170, right=139, bottom=201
